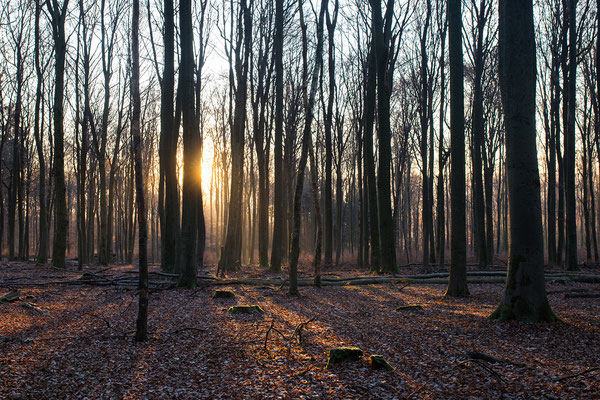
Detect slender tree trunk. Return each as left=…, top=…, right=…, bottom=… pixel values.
left=446, top=0, right=469, bottom=297
left=565, top=0, right=578, bottom=271
left=159, top=0, right=180, bottom=273
left=289, top=0, right=326, bottom=295
left=363, top=47, right=380, bottom=271
left=470, top=1, right=488, bottom=268
left=48, top=0, right=69, bottom=269
left=271, top=0, right=285, bottom=272
left=132, top=0, right=148, bottom=342
left=309, top=143, right=323, bottom=287
left=34, top=0, right=49, bottom=264
left=219, top=0, right=251, bottom=273
left=323, top=1, right=338, bottom=267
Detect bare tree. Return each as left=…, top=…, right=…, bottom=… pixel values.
left=289, top=0, right=327, bottom=295
left=47, top=0, right=70, bottom=269
left=132, top=0, right=149, bottom=341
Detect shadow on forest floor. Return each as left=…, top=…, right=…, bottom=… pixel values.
left=0, top=260, right=599, bottom=399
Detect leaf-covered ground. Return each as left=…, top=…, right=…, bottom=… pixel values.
left=1, top=260, right=599, bottom=399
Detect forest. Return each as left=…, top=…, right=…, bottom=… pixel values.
left=0, top=0, right=599, bottom=398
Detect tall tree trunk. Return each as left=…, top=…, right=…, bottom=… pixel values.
left=470, top=0, right=488, bottom=268
left=34, top=0, right=49, bottom=264
left=371, top=0, right=397, bottom=273
left=132, top=0, right=149, bottom=342
left=323, top=1, right=338, bottom=267
left=289, top=0, right=327, bottom=295
left=159, top=0, right=180, bottom=273
left=309, top=143, right=323, bottom=287
left=363, top=47, right=380, bottom=271
left=547, top=31, right=559, bottom=265
left=565, top=0, right=578, bottom=270
left=219, top=0, right=251, bottom=273
left=270, top=0, right=285, bottom=272
left=436, top=4, right=447, bottom=268
left=418, top=0, right=431, bottom=270
left=446, top=0, right=469, bottom=297
left=48, top=0, right=69, bottom=269
left=492, top=0, right=556, bottom=321
left=176, top=0, right=202, bottom=287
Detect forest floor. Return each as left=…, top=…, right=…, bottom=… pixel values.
left=0, top=260, right=599, bottom=399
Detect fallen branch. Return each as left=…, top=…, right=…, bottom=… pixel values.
left=263, top=319, right=275, bottom=350
left=455, top=359, right=507, bottom=384
left=21, top=302, right=49, bottom=315
left=461, top=351, right=526, bottom=368
left=554, top=367, right=600, bottom=381
left=290, top=317, right=315, bottom=346
left=165, top=327, right=207, bottom=334
left=85, top=312, right=131, bottom=336
left=0, top=289, right=21, bottom=303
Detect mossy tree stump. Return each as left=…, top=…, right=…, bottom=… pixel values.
left=369, top=355, right=394, bottom=371
left=326, top=346, right=363, bottom=369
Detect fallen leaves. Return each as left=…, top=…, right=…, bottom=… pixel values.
left=0, top=260, right=598, bottom=399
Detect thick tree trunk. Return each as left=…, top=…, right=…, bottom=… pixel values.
left=492, top=0, right=556, bottom=321
left=177, top=0, right=203, bottom=287
left=371, top=0, right=397, bottom=273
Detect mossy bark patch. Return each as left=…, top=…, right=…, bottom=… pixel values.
left=228, top=305, right=264, bottom=314
left=369, top=355, right=394, bottom=371
left=326, top=346, right=363, bottom=369
left=213, top=290, right=236, bottom=299
left=395, top=305, right=423, bottom=311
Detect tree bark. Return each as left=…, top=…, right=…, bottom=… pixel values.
left=492, top=0, right=556, bottom=321
left=176, top=0, right=202, bottom=287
